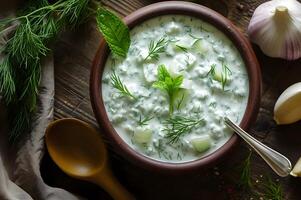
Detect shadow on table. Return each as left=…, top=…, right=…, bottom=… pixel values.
left=41, top=142, right=250, bottom=200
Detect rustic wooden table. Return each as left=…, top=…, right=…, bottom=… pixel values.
left=41, top=0, right=301, bottom=199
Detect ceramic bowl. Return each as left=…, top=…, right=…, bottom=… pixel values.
left=90, top=1, right=261, bottom=174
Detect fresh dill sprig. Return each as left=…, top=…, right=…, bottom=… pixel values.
left=153, top=139, right=172, bottom=160
left=239, top=151, right=253, bottom=189
left=209, top=102, right=217, bottom=108
left=176, top=93, right=185, bottom=110
left=163, top=116, right=205, bottom=144
left=237, top=152, right=284, bottom=200
left=189, top=33, right=202, bottom=40
left=138, top=115, right=153, bottom=126
left=221, top=63, right=232, bottom=90
left=144, top=36, right=169, bottom=61
left=175, top=45, right=188, bottom=53
left=153, top=139, right=165, bottom=158
left=60, top=0, right=90, bottom=26
left=262, top=177, right=283, bottom=200
left=0, top=57, right=15, bottom=103
left=0, top=0, right=94, bottom=142
left=189, top=33, right=202, bottom=45
left=207, top=63, right=232, bottom=91
left=207, top=64, right=217, bottom=78
left=110, top=71, right=136, bottom=99
left=6, top=22, right=49, bottom=65
left=152, top=64, right=183, bottom=115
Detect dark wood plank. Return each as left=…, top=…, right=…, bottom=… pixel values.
left=40, top=0, right=301, bottom=199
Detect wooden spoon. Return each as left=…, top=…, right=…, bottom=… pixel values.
left=45, top=118, right=134, bottom=200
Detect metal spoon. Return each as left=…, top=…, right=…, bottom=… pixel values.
left=224, top=117, right=292, bottom=177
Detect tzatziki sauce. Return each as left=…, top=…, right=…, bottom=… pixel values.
left=102, top=15, right=249, bottom=163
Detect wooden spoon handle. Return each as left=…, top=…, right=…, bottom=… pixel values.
left=91, top=167, right=135, bottom=200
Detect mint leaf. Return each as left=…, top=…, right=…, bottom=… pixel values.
left=157, top=65, right=170, bottom=81
left=96, top=8, right=130, bottom=57
left=153, top=65, right=183, bottom=114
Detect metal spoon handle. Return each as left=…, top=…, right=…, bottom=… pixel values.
left=224, top=117, right=292, bottom=177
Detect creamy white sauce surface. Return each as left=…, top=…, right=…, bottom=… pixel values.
left=102, top=15, right=249, bottom=163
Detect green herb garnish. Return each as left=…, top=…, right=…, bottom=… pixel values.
left=152, top=64, right=183, bottom=114
left=176, top=93, right=185, bottom=110
left=239, top=151, right=253, bottom=189
left=220, top=63, right=232, bottom=90
left=96, top=7, right=131, bottom=57
left=207, top=64, right=217, bottom=78
left=262, top=177, right=283, bottom=200
left=237, top=151, right=284, bottom=200
left=0, top=57, right=15, bottom=103
left=153, top=139, right=173, bottom=159
left=138, top=115, right=154, bottom=126
left=163, top=116, right=205, bottom=144
left=144, top=36, right=169, bottom=61
left=110, top=71, right=136, bottom=99
left=207, top=63, right=232, bottom=91
left=175, top=45, right=188, bottom=52
left=0, top=0, right=93, bottom=142
left=189, top=34, right=202, bottom=45
left=153, top=139, right=165, bottom=158
left=208, top=102, right=217, bottom=108
left=176, top=152, right=182, bottom=160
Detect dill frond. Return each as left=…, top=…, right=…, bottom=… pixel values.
left=175, top=45, right=188, bottom=52
left=206, top=63, right=232, bottom=91
left=176, top=93, right=185, bottom=110
left=263, top=177, right=283, bottom=200
left=110, top=71, right=136, bottom=99
left=8, top=102, right=31, bottom=144
left=0, top=0, right=96, bottom=142
left=144, top=36, right=170, bottom=61
left=163, top=116, right=205, bottom=144
left=59, top=0, right=90, bottom=27
left=0, top=57, right=15, bottom=103
left=6, top=23, right=49, bottom=65
left=239, top=151, right=253, bottom=189
left=138, top=115, right=153, bottom=126
left=221, top=63, right=232, bottom=90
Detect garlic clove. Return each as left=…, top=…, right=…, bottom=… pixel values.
left=248, top=0, right=301, bottom=60
left=290, top=157, right=301, bottom=177
left=273, top=82, right=301, bottom=125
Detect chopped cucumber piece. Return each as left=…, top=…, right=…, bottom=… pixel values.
left=173, top=37, right=192, bottom=52
left=213, top=70, right=223, bottom=82
left=192, top=39, right=210, bottom=54
left=191, top=135, right=211, bottom=153
left=211, top=64, right=232, bottom=85
left=180, top=79, right=192, bottom=90
left=166, top=22, right=181, bottom=35
left=184, top=53, right=197, bottom=68
left=143, top=63, right=157, bottom=82
left=134, top=127, right=152, bottom=144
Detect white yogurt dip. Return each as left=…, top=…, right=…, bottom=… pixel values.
left=102, top=15, right=249, bottom=163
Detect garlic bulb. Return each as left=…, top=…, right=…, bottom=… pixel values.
left=248, top=0, right=301, bottom=60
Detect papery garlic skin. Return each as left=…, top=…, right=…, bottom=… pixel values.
left=248, top=0, right=301, bottom=60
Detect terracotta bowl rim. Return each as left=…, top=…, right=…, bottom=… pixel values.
left=90, top=1, right=262, bottom=174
